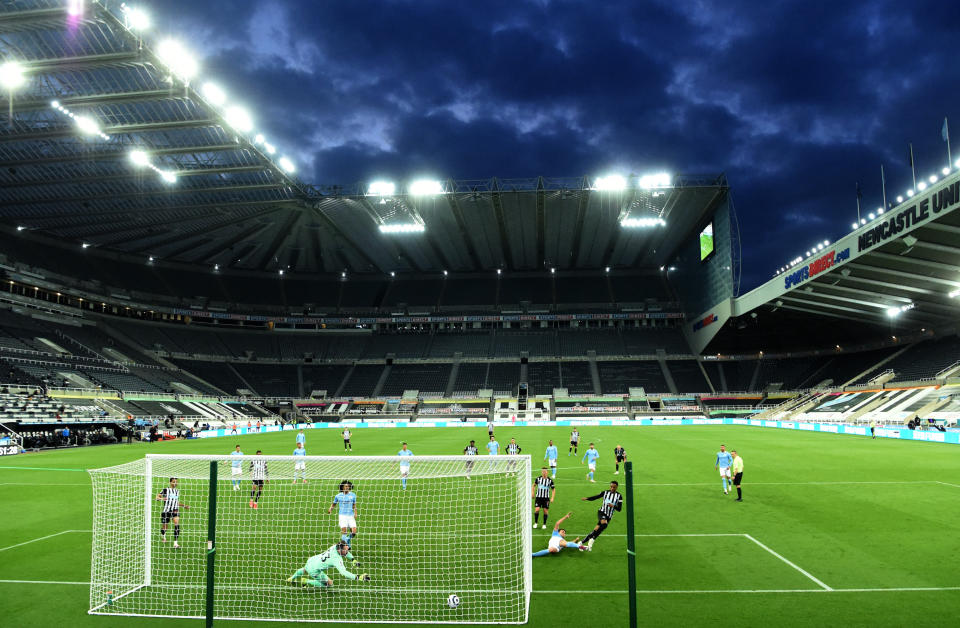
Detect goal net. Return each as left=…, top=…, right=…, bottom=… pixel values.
left=88, top=453, right=532, bottom=624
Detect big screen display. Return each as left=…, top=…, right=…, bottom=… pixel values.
left=699, top=222, right=714, bottom=261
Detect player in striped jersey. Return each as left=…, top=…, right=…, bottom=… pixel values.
left=532, top=512, right=585, bottom=556
left=580, top=481, right=623, bottom=550
left=463, top=440, right=478, bottom=479
left=156, top=477, right=189, bottom=548
left=568, top=429, right=580, bottom=455
left=614, top=444, right=626, bottom=475
left=531, top=467, right=555, bottom=529
left=249, top=450, right=269, bottom=509
left=506, top=437, right=522, bottom=474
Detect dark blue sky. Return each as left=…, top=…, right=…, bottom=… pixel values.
left=152, top=0, right=959, bottom=291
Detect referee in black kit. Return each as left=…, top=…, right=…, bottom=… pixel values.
left=532, top=467, right=555, bottom=529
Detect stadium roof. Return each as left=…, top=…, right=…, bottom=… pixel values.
left=695, top=169, right=960, bottom=353
left=0, top=1, right=727, bottom=277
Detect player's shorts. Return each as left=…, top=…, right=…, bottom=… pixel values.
left=231, top=467, right=242, bottom=476
left=616, top=456, right=626, bottom=463
left=160, top=510, right=179, bottom=524
left=535, top=496, right=551, bottom=509
left=252, top=479, right=265, bottom=487
left=343, top=439, right=351, bottom=444
left=400, top=465, right=410, bottom=476
left=718, top=466, right=731, bottom=478
left=338, top=515, right=357, bottom=529
left=733, top=472, right=743, bottom=485
left=548, top=459, right=557, bottom=468
left=548, top=535, right=563, bottom=551
left=570, top=440, right=578, bottom=446
left=587, top=463, right=596, bottom=471
left=294, top=461, right=305, bottom=470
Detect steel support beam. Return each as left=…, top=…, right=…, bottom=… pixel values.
left=490, top=180, right=514, bottom=270
left=0, top=182, right=289, bottom=207
left=0, top=144, right=248, bottom=169
left=0, top=119, right=219, bottom=143
left=1, top=165, right=271, bottom=189
left=445, top=194, right=484, bottom=271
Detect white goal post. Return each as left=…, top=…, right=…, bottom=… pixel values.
left=88, top=454, right=532, bottom=624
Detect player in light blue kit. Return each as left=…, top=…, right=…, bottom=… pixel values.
left=581, top=443, right=600, bottom=483
left=327, top=480, right=358, bottom=546
left=486, top=435, right=500, bottom=455
left=532, top=512, right=585, bottom=556
left=398, top=442, right=414, bottom=490
left=292, top=442, right=307, bottom=484
left=296, top=429, right=305, bottom=447
left=715, top=444, right=733, bottom=495
left=544, top=440, right=559, bottom=478
left=230, top=444, right=243, bottom=491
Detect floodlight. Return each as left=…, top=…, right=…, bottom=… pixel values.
left=550, top=267, right=556, bottom=274
left=443, top=270, right=448, bottom=276
left=148, top=256, right=155, bottom=262
left=253, top=134, right=264, bottom=144
left=279, top=270, right=284, bottom=276
left=868, top=213, right=875, bottom=220
left=620, top=217, right=665, bottom=228
left=594, top=174, right=626, bottom=191
left=877, top=207, right=884, bottom=215
left=409, top=179, right=443, bottom=196
left=917, top=181, right=927, bottom=191
left=949, top=289, right=960, bottom=298
left=278, top=157, right=295, bottom=173
left=860, top=218, right=866, bottom=225
left=817, top=243, right=824, bottom=250
left=368, top=181, right=396, bottom=196
left=160, top=170, right=177, bottom=183
left=16, top=226, right=25, bottom=231
left=201, top=82, right=227, bottom=106
left=124, top=6, right=151, bottom=31
left=0, top=61, right=26, bottom=90
left=886, top=307, right=900, bottom=318
left=896, top=195, right=903, bottom=203
left=956, top=158, right=960, bottom=169
left=74, top=115, right=100, bottom=136
left=156, top=40, right=198, bottom=81
left=82, top=242, right=90, bottom=249
left=128, top=150, right=149, bottom=167
left=823, top=240, right=829, bottom=246
left=224, top=106, right=253, bottom=132
left=214, top=264, right=219, bottom=271
left=67, top=0, right=84, bottom=16
left=605, top=266, right=610, bottom=273
left=50, top=100, right=59, bottom=108
left=851, top=222, right=858, bottom=229
left=264, top=142, right=276, bottom=154
left=907, top=189, right=914, bottom=197
left=638, top=172, right=672, bottom=189
left=389, top=271, right=396, bottom=277
left=943, top=167, right=951, bottom=176
left=341, top=271, right=346, bottom=278
left=379, top=223, right=425, bottom=234
left=929, top=175, right=938, bottom=184
left=497, top=269, right=502, bottom=275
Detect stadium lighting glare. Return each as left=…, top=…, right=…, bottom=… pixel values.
left=949, top=289, right=960, bottom=298
left=907, top=189, right=915, bottom=197
left=278, top=157, right=296, bottom=173
left=877, top=207, right=884, bottom=215
left=886, top=307, right=900, bottom=318
left=128, top=150, right=149, bottom=167
left=443, top=270, right=448, bottom=276
left=620, top=217, right=666, bottom=228
left=851, top=222, right=858, bottom=229
left=16, top=225, right=25, bottom=231
left=224, top=106, right=253, bottom=133
left=823, top=240, right=829, bottom=246
left=264, top=142, right=276, bottom=155
left=605, top=266, right=610, bottom=273
left=409, top=179, right=443, bottom=196
left=81, top=242, right=90, bottom=249
left=0, top=61, right=26, bottom=90
left=156, top=40, right=199, bottom=82
left=201, top=82, right=227, bottom=107
left=868, top=213, right=875, bottom=220
left=50, top=100, right=59, bottom=108
left=379, top=223, right=425, bottom=234
left=860, top=218, right=867, bottom=225
left=213, top=264, right=219, bottom=271
left=159, top=170, right=177, bottom=184
left=148, top=256, right=154, bottom=262
left=253, top=133, right=265, bottom=144
left=917, top=181, right=927, bottom=191
left=944, top=167, right=951, bottom=176
left=638, top=172, right=672, bottom=189
left=278, top=270, right=284, bottom=276
left=497, top=269, right=502, bottom=275
left=956, top=158, right=960, bottom=169
left=368, top=181, right=396, bottom=196
left=593, top=174, right=626, bottom=191
left=123, top=5, right=151, bottom=31
left=67, top=0, right=84, bottom=16
left=341, top=271, right=346, bottom=278
left=817, top=243, right=824, bottom=250
left=550, top=267, right=556, bottom=274
left=929, top=175, right=938, bottom=184
left=896, top=195, right=904, bottom=203
left=74, top=115, right=100, bottom=136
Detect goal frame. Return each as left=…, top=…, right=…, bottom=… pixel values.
left=89, top=453, right=533, bottom=625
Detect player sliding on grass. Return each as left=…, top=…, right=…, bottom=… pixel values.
left=286, top=542, right=370, bottom=588
left=532, top=512, right=585, bottom=556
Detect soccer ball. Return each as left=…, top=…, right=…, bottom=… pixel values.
left=447, top=594, right=460, bottom=609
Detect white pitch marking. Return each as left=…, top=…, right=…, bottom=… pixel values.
left=935, top=481, right=960, bottom=489
left=0, top=530, right=88, bottom=553
left=743, top=534, right=832, bottom=591
left=0, top=483, right=90, bottom=486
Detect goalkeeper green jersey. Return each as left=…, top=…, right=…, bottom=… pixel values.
left=305, top=545, right=358, bottom=580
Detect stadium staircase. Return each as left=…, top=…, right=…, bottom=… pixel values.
left=444, top=358, right=460, bottom=397
left=755, top=391, right=819, bottom=420
left=846, top=394, right=892, bottom=423
left=843, top=345, right=911, bottom=387
left=697, top=360, right=716, bottom=394
left=587, top=353, right=602, bottom=395
left=656, top=351, right=678, bottom=394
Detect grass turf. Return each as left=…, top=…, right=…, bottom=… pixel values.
left=2, top=424, right=960, bottom=627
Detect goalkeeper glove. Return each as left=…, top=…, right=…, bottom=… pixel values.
left=358, top=574, right=371, bottom=582
left=351, top=559, right=361, bottom=567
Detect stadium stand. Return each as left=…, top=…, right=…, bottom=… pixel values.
left=620, top=327, right=688, bottom=355
left=230, top=364, right=298, bottom=397
left=666, top=360, right=709, bottom=393
left=559, top=362, right=595, bottom=395
left=527, top=361, right=562, bottom=395
left=429, top=332, right=491, bottom=358
left=597, top=360, right=669, bottom=394
left=452, top=363, right=490, bottom=394
left=439, top=278, right=497, bottom=307
left=558, top=328, right=622, bottom=356
left=380, top=364, right=450, bottom=396
left=301, top=365, right=350, bottom=396
left=486, top=362, right=520, bottom=394
left=869, top=336, right=960, bottom=383
left=340, top=365, right=387, bottom=397
left=498, top=277, right=553, bottom=305
left=363, top=334, right=427, bottom=359
left=493, top=330, right=557, bottom=357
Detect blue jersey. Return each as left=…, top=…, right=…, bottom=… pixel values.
left=231, top=450, right=243, bottom=468
left=487, top=441, right=500, bottom=455
left=551, top=529, right=562, bottom=540
left=716, top=451, right=732, bottom=467
left=296, top=432, right=305, bottom=444
left=545, top=445, right=558, bottom=461
left=293, top=447, right=306, bottom=457
left=333, top=492, right=357, bottom=515
left=582, top=448, right=600, bottom=464
left=398, top=449, right=414, bottom=465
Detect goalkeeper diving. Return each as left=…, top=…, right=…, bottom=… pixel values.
left=286, top=542, right=371, bottom=588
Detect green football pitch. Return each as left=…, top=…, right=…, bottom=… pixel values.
left=3, top=425, right=960, bottom=627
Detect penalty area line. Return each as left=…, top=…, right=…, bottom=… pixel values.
left=743, top=534, right=832, bottom=591
left=0, top=530, right=91, bottom=553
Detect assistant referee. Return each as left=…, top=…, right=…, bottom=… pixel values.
left=731, top=450, right=744, bottom=502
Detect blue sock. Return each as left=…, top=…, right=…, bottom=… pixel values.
left=552, top=471, right=556, bottom=478
left=589, top=471, right=594, bottom=481
left=401, top=477, right=407, bottom=489
left=532, top=549, right=551, bottom=557
left=722, top=477, right=728, bottom=491
left=566, top=541, right=580, bottom=549
left=341, top=533, right=351, bottom=546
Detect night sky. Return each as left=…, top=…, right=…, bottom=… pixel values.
left=150, top=0, right=960, bottom=291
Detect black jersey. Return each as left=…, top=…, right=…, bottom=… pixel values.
left=614, top=446, right=626, bottom=459
left=585, top=490, right=623, bottom=519
left=159, top=487, right=180, bottom=513
left=464, top=445, right=478, bottom=456
left=533, top=476, right=554, bottom=500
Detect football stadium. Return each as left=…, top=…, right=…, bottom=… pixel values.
left=1, top=2, right=960, bottom=627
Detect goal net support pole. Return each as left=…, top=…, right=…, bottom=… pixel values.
left=89, top=453, right=532, bottom=624
left=624, top=461, right=637, bottom=628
